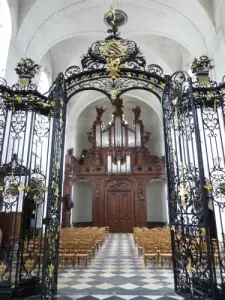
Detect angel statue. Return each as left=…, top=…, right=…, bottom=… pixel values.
left=132, top=106, right=141, bottom=120
left=105, top=7, right=116, bottom=27
left=96, top=107, right=105, bottom=121
left=63, top=195, right=74, bottom=212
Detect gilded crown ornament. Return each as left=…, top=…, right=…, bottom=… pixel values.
left=191, top=55, right=214, bottom=85
left=15, top=58, right=40, bottom=89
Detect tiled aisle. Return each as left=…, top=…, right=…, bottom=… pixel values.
left=57, top=233, right=183, bottom=300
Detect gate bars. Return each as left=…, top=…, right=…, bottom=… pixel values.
left=0, top=53, right=224, bottom=300
left=162, top=56, right=225, bottom=300
left=0, top=59, right=67, bottom=299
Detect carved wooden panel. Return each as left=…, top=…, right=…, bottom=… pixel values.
left=107, top=192, right=120, bottom=226
left=109, top=180, right=128, bottom=190
left=120, top=191, right=134, bottom=232
left=136, top=180, right=147, bottom=227
left=92, top=181, right=102, bottom=227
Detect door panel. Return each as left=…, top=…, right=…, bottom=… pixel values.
left=108, top=192, right=120, bottom=228
left=120, top=192, right=133, bottom=232
left=106, top=190, right=133, bottom=232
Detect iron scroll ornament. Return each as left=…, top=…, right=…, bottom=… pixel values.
left=64, top=24, right=165, bottom=103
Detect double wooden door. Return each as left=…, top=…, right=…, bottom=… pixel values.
left=105, top=190, right=134, bottom=232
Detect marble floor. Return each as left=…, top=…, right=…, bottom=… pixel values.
left=57, top=233, right=183, bottom=300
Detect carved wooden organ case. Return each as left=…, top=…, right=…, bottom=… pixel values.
left=63, top=98, right=165, bottom=231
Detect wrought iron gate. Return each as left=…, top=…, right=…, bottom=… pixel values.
left=0, top=60, right=67, bottom=299
left=0, top=12, right=224, bottom=300
left=162, top=57, right=225, bottom=300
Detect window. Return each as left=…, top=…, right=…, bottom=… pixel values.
left=0, top=0, right=12, bottom=78
left=38, top=69, right=51, bottom=94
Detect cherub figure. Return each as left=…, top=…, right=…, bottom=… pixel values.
left=96, top=107, right=105, bottom=121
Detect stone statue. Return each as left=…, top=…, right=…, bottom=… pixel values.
left=96, top=107, right=105, bottom=121
left=114, top=98, right=123, bottom=111
left=63, top=195, right=74, bottom=212
left=132, top=106, right=141, bottom=120
left=67, top=148, right=73, bottom=155
left=138, top=193, right=144, bottom=204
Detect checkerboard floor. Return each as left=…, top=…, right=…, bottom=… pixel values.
left=57, top=233, right=183, bottom=300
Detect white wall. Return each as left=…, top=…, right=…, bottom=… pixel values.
left=211, top=32, right=225, bottom=82
left=72, top=181, right=92, bottom=223
left=5, top=39, right=23, bottom=85
left=146, top=180, right=168, bottom=223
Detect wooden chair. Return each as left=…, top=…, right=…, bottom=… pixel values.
left=143, top=242, right=157, bottom=268
left=159, top=242, right=173, bottom=267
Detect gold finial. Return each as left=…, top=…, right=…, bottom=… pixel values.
left=0, top=263, right=6, bottom=277
left=105, top=7, right=116, bottom=26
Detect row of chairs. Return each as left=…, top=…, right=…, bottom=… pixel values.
left=59, top=226, right=109, bottom=268
left=134, top=227, right=172, bottom=268
left=134, top=227, right=225, bottom=269
left=23, top=226, right=109, bottom=268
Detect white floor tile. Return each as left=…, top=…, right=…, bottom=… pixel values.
left=99, top=272, right=116, bottom=278
left=118, top=283, right=139, bottom=290
left=120, top=273, right=136, bottom=278
left=143, top=283, right=165, bottom=290
left=95, top=283, right=115, bottom=289
left=70, top=283, right=92, bottom=290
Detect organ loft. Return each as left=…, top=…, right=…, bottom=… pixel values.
left=63, top=98, right=165, bottom=232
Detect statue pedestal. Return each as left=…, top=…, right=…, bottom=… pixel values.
left=62, top=211, right=71, bottom=228
left=61, top=195, right=74, bottom=228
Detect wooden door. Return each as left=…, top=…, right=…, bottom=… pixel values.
left=105, top=190, right=134, bottom=232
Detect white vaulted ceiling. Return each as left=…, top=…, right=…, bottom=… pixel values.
left=5, top=0, right=224, bottom=155
left=8, top=0, right=216, bottom=69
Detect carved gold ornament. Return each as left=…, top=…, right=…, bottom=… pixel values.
left=172, top=97, right=178, bottom=105
left=207, top=91, right=214, bottom=100
left=171, top=225, right=175, bottom=231
left=105, top=7, right=116, bottom=26
left=102, top=39, right=126, bottom=58
left=19, top=78, right=29, bottom=89
left=204, top=184, right=213, bottom=191
left=198, top=76, right=209, bottom=86
left=179, top=183, right=188, bottom=208
left=48, top=264, right=54, bottom=278
left=25, top=259, right=34, bottom=273
left=160, top=82, right=165, bottom=89
left=186, top=257, right=195, bottom=294
left=109, top=89, right=119, bottom=100
left=0, top=263, right=6, bottom=277
left=106, top=57, right=122, bottom=79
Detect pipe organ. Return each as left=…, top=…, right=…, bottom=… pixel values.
left=83, top=98, right=159, bottom=174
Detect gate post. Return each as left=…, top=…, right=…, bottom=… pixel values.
left=162, top=57, right=225, bottom=300
left=41, top=73, right=67, bottom=299
left=0, top=58, right=57, bottom=299
left=62, top=149, right=74, bottom=228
